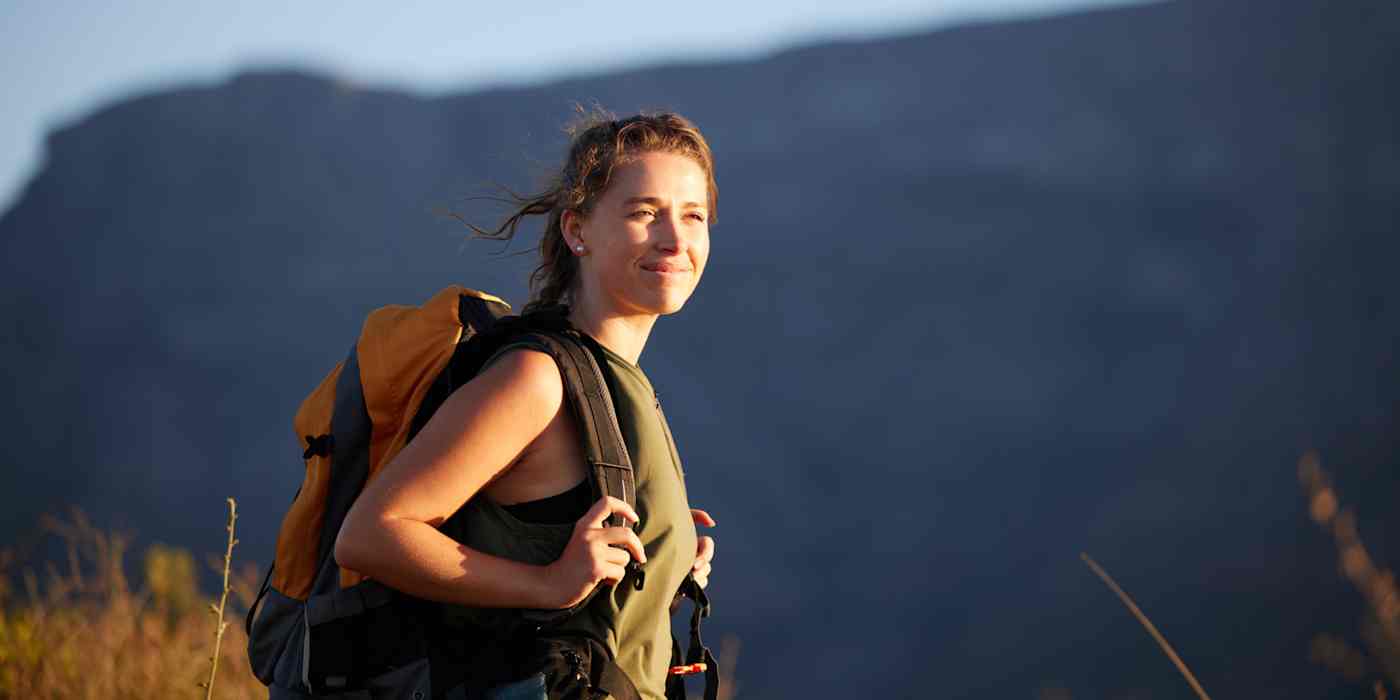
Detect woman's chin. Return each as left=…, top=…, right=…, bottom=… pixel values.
left=609, top=281, right=698, bottom=317
left=658, top=300, right=689, bottom=315
left=635, top=291, right=694, bottom=316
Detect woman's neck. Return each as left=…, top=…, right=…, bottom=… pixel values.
left=566, top=291, right=657, bottom=366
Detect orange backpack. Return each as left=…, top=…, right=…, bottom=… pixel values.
left=244, top=287, right=716, bottom=700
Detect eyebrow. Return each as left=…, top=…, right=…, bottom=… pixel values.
left=623, top=196, right=707, bottom=210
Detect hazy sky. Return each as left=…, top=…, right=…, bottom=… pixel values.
left=1, top=0, right=1147, bottom=212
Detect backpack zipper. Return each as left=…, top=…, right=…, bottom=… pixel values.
left=563, top=648, right=587, bottom=686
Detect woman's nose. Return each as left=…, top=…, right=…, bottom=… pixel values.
left=653, top=213, right=684, bottom=252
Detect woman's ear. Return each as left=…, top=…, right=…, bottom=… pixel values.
left=561, top=209, right=582, bottom=247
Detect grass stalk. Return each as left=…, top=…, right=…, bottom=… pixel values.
left=1080, top=552, right=1212, bottom=700
left=201, top=498, right=238, bottom=699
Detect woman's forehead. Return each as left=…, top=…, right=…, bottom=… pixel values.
left=607, top=152, right=709, bottom=202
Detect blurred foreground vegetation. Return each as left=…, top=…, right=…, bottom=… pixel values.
left=1298, top=453, right=1400, bottom=698
left=1, top=453, right=1387, bottom=698
left=0, top=507, right=742, bottom=699
left=0, top=509, right=263, bottom=698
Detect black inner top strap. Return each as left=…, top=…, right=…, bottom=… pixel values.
left=500, top=479, right=593, bottom=524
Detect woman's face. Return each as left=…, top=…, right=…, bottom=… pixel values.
left=565, top=151, right=712, bottom=317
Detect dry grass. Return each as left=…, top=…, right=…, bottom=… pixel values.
left=0, top=503, right=744, bottom=699
left=1071, top=450, right=1399, bottom=700
left=0, top=507, right=263, bottom=699
left=200, top=498, right=241, bottom=698
left=1080, top=553, right=1212, bottom=700
left=1299, top=451, right=1400, bottom=697
left=6, top=449, right=1392, bottom=699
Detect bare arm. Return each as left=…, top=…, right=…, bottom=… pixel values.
left=334, top=349, right=645, bottom=609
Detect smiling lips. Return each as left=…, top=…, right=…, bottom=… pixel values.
left=642, top=262, right=691, bottom=273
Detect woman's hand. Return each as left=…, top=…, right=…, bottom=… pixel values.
left=543, top=496, right=648, bottom=609
left=690, top=508, right=716, bottom=589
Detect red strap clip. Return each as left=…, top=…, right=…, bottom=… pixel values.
left=667, top=663, right=708, bottom=676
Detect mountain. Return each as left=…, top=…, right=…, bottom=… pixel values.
left=3, top=0, right=1397, bottom=696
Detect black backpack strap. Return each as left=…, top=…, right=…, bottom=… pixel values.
left=245, top=481, right=308, bottom=637
left=447, top=300, right=636, bottom=520
left=667, top=574, right=719, bottom=700
left=526, top=331, right=637, bottom=522
left=456, top=292, right=511, bottom=337
left=245, top=560, right=276, bottom=637
left=665, top=633, right=687, bottom=700
left=441, top=307, right=653, bottom=698
left=471, top=323, right=646, bottom=596
left=595, top=653, right=644, bottom=700
left=465, top=323, right=638, bottom=524
left=526, top=329, right=646, bottom=594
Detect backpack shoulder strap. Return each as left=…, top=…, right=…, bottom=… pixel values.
left=460, top=302, right=633, bottom=519
left=487, top=329, right=638, bottom=528
left=528, top=329, right=647, bottom=594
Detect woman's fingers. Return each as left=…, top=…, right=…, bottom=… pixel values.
left=695, top=535, right=715, bottom=564
left=589, top=543, right=632, bottom=587
left=602, top=546, right=632, bottom=568
left=597, top=560, right=628, bottom=586
left=582, top=496, right=640, bottom=529
left=592, top=521, right=647, bottom=565
left=691, top=508, right=716, bottom=589
left=692, top=560, right=711, bottom=589
left=550, top=498, right=649, bottom=609
left=691, top=534, right=715, bottom=589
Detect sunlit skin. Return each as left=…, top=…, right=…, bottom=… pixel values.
left=561, top=150, right=712, bottom=364
left=563, top=150, right=716, bottom=589
left=334, top=150, right=715, bottom=610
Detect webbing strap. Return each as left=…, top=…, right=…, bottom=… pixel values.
left=597, top=656, right=644, bottom=700
left=529, top=331, right=637, bottom=524
left=246, top=483, right=304, bottom=637
left=304, top=580, right=396, bottom=627
left=458, top=303, right=638, bottom=529
left=668, top=574, right=719, bottom=700
left=245, top=560, right=275, bottom=637
left=665, top=634, right=686, bottom=700
left=526, top=329, right=647, bottom=592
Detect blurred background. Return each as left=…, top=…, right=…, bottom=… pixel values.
left=2, top=0, right=1397, bottom=697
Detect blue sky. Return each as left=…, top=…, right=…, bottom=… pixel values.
left=0, top=0, right=1147, bottom=212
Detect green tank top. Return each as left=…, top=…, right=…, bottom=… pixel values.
left=440, top=336, right=697, bottom=700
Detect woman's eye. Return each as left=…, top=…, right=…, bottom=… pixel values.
left=687, top=212, right=707, bottom=222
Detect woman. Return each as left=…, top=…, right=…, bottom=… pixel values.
left=335, top=111, right=719, bottom=700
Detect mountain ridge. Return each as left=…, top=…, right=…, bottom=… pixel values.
left=3, top=1, right=1397, bottom=697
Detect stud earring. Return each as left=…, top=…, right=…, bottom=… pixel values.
left=574, top=244, right=585, bottom=254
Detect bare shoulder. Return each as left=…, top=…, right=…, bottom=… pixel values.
left=470, top=344, right=564, bottom=412
left=343, top=343, right=568, bottom=529
left=422, top=343, right=566, bottom=453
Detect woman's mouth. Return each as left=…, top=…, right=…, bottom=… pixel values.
left=641, top=262, right=691, bottom=276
